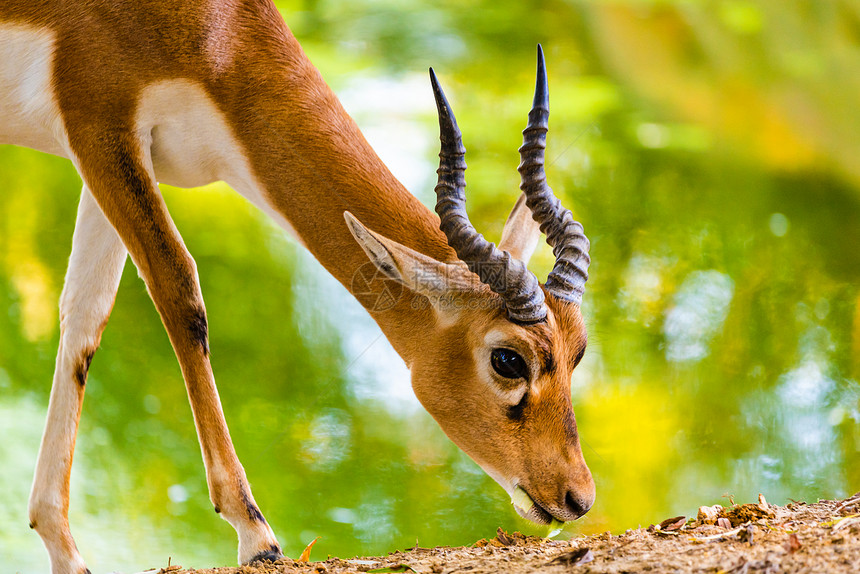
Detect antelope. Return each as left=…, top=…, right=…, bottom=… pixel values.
left=0, top=1, right=595, bottom=572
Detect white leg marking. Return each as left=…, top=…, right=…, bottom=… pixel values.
left=28, top=186, right=127, bottom=574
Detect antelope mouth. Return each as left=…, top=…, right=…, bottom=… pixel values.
left=510, top=486, right=562, bottom=526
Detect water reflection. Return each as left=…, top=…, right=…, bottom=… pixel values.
left=2, top=1, right=859, bottom=572
left=664, top=270, right=734, bottom=362
left=292, top=248, right=418, bottom=412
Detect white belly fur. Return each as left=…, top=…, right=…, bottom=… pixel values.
left=0, top=23, right=68, bottom=156
left=0, top=21, right=301, bottom=241
left=136, top=79, right=302, bottom=241
left=137, top=80, right=243, bottom=189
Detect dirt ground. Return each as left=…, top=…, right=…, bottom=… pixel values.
left=162, top=493, right=860, bottom=574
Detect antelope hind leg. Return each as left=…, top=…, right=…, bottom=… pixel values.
left=28, top=186, right=127, bottom=574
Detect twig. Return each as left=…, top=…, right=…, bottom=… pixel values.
left=836, top=495, right=860, bottom=513
left=832, top=516, right=860, bottom=533
left=821, top=513, right=859, bottom=528
left=688, top=527, right=743, bottom=543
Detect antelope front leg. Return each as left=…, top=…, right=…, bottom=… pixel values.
left=73, top=130, right=282, bottom=565
left=29, top=186, right=127, bottom=574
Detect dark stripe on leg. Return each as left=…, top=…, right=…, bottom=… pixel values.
left=188, top=307, right=209, bottom=355
left=74, top=350, right=95, bottom=388
left=241, top=487, right=266, bottom=522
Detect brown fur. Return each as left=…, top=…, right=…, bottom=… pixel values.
left=403, top=284, right=593, bottom=523
left=3, top=1, right=594, bottom=570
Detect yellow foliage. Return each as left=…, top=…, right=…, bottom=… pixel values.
left=3, top=191, right=57, bottom=342
left=578, top=382, right=680, bottom=533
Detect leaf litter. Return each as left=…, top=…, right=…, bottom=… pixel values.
left=171, top=494, right=860, bottom=574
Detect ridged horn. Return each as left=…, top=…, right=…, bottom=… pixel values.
left=518, top=45, right=590, bottom=305
left=429, top=68, right=547, bottom=324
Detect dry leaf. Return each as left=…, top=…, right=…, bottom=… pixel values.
left=784, top=533, right=801, bottom=554
left=659, top=516, right=686, bottom=531
left=548, top=547, right=594, bottom=566
left=717, top=517, right=732, bottom=529
left=299, top=536, right=320, bottom=562
left=495, top=527, right=515, bottom=546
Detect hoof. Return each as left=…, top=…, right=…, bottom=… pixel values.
left=247, top=544, right=283, bottom=564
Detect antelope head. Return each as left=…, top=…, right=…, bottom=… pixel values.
left=345, top=47, right=594, bottom=525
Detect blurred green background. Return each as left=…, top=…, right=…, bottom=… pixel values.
left=2, top=0, right=859, bottom=571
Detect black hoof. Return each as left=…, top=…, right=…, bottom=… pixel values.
left=248, top=544, right=283, bottom=564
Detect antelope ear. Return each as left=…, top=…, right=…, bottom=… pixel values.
left=498, top=193, right=541, bottom=264
left=344, top=211, right=477, bottom=301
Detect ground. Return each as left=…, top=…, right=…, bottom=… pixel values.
left=162, top=493, right=860, bottom=574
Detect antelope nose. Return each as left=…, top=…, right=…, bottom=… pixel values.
left=564, top=490, right=593, bottom=520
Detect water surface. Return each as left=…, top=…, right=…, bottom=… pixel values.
left=1, top=1, right=858, bottom=571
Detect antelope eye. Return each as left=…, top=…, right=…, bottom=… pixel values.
left=490, top=348, right=529, bottom=380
